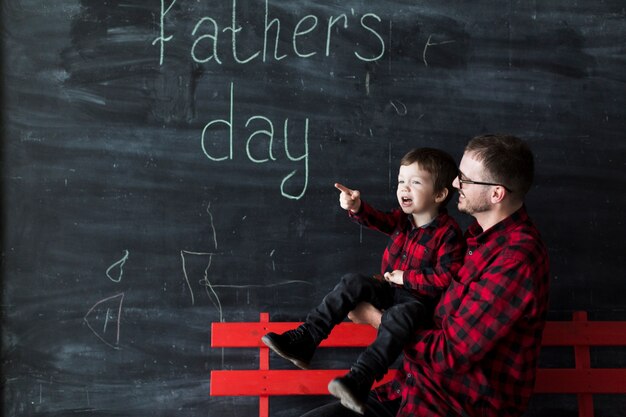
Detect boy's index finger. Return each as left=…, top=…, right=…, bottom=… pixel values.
left=334, top=182, right=353, bottom=195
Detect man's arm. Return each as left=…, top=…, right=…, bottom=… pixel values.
left=405, top=257, right=539, bottom=374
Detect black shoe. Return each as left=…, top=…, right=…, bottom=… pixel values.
left=261, top=326, right=316, bottom=369
left=327, top=370, right=374, bottom=415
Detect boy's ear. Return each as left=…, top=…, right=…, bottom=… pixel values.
left=434, top=188, right=449, bottom=204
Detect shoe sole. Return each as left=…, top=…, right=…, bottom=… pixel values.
left=327, top=379, right=366, bottom=415
left=261, top=335, right=310, bottom=370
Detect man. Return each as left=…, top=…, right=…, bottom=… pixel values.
left=301, top=134, right=550, bottom=417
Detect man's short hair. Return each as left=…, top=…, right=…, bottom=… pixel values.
left=465, top=134, right=534, bottom=197
left=400, top=147, right=458, bottom=207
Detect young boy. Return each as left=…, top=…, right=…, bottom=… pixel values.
left=262, top=148, right=465, bottom=414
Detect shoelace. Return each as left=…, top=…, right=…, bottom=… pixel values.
left=286, top=327, right=305, bottom=343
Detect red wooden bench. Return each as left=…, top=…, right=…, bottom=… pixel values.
left=210, top=311, right=626, bottom=417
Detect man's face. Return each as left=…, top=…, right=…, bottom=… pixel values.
left=452, top=151, right=492, bottom=215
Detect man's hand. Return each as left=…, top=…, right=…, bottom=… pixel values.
left=384, top=270, right=404, bottom=286
left=334, top=183, right=361, bottom=213
left=348, top=302, right=383, bottom=329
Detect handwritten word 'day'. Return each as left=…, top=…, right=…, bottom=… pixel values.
left=153, top=0, right=386, bottom=66
left=202, top=82, right=309, bottom=200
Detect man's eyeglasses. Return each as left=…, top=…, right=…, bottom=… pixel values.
left=457, top=172, right=513, bottom=193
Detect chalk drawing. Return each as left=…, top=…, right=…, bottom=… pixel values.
left=106, top=250, right=129, bottom=282
left=422, top=34, right=456, bottom=67
left=206, top=203, right=218, bottom=250
left=84, top=293, right=124, bottom=350
left=389, top=99, right=407, bottom=116
left=180, top=250, right=222, bottom=315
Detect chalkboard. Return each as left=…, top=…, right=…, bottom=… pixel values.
left=2, top=1, right=625, bottom=416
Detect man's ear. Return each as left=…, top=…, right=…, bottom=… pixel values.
left=490, top=186, right=507, bottom=204
left=435, top=188, right=449, bottom=204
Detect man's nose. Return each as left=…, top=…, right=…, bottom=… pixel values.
left=452, top=176, right=461, bottom=190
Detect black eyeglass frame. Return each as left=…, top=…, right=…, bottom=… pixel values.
left=457, top=172, right=513, bottom=193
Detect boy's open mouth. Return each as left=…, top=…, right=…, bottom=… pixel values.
left=401, top=197, right=413, bottom=205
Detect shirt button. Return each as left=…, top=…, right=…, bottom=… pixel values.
left=407, top=373, right=412, bottom=379
left=402, top=253, right=407, bottom=259
left=468, top=250, right=473, bottom=255
left=396, top=389, right=401, bottom=394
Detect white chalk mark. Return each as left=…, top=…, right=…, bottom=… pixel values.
left=206, top=203, right=218, bottom=250
left=270, top=249, right=276, bottom=270
left=182, top=250, right=205, bottom=306
left=423, top=35, right=456, bottom=67
left=106, top=250, right=129, bottom=282
left=152, top=0, right=178, bottom=65
left=365, top=71, right=370, bottom=96
left=180, top=250, right=223, bottom=321
left=84, top=293, right=124, bottom=350
left=390, top=100, right=407, bottom=116
left=200, top=257, right=223, bottom=322
left=103, top=308, right=110, bottom=333
left=180, top=251, right=194, bottom=304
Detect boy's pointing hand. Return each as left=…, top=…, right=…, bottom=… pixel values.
left=334, top=183, right=362, bottom=213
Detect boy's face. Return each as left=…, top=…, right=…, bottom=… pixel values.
left=396, top=162, right=440, bottom=215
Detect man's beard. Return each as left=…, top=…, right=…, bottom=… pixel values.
left=457, top=192, right=491, bottom=215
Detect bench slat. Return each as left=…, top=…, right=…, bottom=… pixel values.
left=211, top=321, right=626, bottom=348
left=211, top=322, right=377, bottom=347
left=210, top=369, right=626, bottom=396
left=534, top=369, right=626, bottom=393
left=542, top=321, right=626, bottom=345
left=210, top=370, right=395, bottom=396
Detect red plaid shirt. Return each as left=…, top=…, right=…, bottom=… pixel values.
left=375, top=206, right=550, bottom=417
left=350, top=202, right=465, bottom=298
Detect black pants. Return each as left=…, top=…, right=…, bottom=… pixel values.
left=300, top=393, right=400, bottom=417
left=304, top=272, right=429, bottom=380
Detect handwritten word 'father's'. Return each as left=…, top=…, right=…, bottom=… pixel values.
left=153, top=0, right=386, bottom=66
left=152, top=0, right=387, bottom=200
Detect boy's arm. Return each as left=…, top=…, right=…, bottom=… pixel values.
left=401, top=226, right=465, bottom=297
left=348, top=201, right=404, bottom=236
left=335, top=183, right=362, bottom=213
left=335, top=182, right=403, bottom=235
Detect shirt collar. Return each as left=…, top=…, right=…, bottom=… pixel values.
left=466, top=205, right=529, bottom=244
left=408, top=208, right=448, bottom=230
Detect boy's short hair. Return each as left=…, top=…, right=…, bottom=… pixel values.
left=465, top=134, right=534, bottom=197
left=400, top=147, right=458, bottom=207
